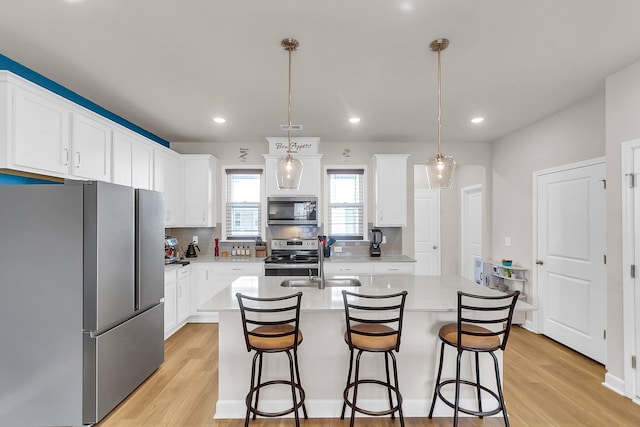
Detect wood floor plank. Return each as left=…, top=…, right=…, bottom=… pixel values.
left=97, top=324, right=640, bottom=426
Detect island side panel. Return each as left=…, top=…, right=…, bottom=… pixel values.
left=215, top=309, right=503, bottom=418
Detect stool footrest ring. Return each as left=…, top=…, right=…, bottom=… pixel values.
left=342, top=379, right=403, bottom=417
left=246, top=380, right=306, bottom=418
left=435, top=379, right=503, bottom=417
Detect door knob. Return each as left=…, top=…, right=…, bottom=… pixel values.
left=536, top=259, right=544, bottom=265
left=433, top=245, right=438, bottom=250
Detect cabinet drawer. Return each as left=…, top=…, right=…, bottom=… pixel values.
left=324, top=263, right=372, bottom=275
left=372, top=263, right=414, bottom=275
left=215, top=262, right=263, bottom=275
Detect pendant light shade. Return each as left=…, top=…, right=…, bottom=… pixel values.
left=426, top=38, right=456, bottom=190
left=275, top=38, right=304, bottom=190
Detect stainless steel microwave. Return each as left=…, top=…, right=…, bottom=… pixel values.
left=267, top=197, right=318, bottom=225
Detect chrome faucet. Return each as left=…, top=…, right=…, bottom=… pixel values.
left=311, top=237, right=326, bottom=289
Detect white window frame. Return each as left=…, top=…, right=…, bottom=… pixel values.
left=323, top=165, right=368, bottom=240
left=221, top=165, right=266, bottom=241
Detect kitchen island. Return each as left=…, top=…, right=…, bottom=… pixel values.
left=199, top=274, right=535, bottom=419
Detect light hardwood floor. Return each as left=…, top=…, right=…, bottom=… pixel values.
left=97, top=323, right=640, bottom=427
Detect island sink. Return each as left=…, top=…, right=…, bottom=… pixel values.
left=280, top=277, right=362, bottom=288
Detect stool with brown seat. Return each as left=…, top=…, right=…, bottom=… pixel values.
left=428, top=290, right=520, bottom=426
left=236, top=292, right=308, bottom=427
left=341, top=289, right=408, bottom=427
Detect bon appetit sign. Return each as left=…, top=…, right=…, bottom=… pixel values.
left=267, top=137, right=319, bottom=155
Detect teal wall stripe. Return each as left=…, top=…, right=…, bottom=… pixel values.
left=0, top=53, right=170, bottom=148
left=0, top=173, right=60, bottom=185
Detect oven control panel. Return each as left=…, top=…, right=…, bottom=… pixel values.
left=270, top=239, right=318, bottom=250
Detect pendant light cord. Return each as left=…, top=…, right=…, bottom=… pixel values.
left=437, top=46, right=442, bottom=156
left=287, top=45, right=293, bottom=157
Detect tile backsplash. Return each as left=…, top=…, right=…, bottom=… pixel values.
left=165, top=225, right=402, bottom=257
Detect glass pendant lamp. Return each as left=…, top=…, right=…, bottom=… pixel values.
left=275, top=38, right=304, bottom=190
left=426, top=38, right=456, bottom=189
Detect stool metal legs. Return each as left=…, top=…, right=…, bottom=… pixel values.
left=244, top=349, right=308, bottom=427
left=428, top=342, right=510, bottom=426
left=341, top=348, right=404, bottom=427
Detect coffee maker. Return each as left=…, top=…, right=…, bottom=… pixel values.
left=369, top=228, right=383, bottom=257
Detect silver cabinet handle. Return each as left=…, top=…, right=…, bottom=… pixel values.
left=433, top=245, right=438, bottom=250
left=63, top=148, right=69, bottom=165
left=75, top=152, right=81, bottom=168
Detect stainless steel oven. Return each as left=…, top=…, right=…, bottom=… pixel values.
left=264, top=239, right=319, bottom=276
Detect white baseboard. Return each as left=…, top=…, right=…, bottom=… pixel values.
left=602, top=372, right=626, bottom=396
left=214, top=398, right=503, bottom=419
left=188, top=312, right=219, bottom=323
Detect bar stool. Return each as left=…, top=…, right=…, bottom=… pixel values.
left=236, top=292, right=308, bottom=427
left=428, top=290, right=520, bottom=426
left=341, top=289, right=408, bottom=427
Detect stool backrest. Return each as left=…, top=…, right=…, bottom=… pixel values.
left=457, top=290, right=520, bottom=351
left=342, top=290, right=408, bottom=351
left=236, top=292, right=303, bottom=352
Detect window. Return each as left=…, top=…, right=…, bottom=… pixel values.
left=326, top=168, right=365, bottom=239
left=225, top=169, right=263, bottom=239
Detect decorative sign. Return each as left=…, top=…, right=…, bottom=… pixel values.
left=266, top=137, right=319, bottom=155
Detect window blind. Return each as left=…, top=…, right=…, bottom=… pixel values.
left=327, top=169, right=364, bottom=239
left=225, top=170, right=262, bottom=239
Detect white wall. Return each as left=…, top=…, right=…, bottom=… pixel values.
left=490, top=92, right=605, bottom=266
left=605, top=58, right=640, bottom=385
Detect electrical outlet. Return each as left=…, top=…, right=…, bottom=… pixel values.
left=192, top=236, right=198, bottom=244
left=334, top=246, right=343, bottom=253
left=504, top=237, right=511, bottom=247
left=382, top=236, right=387, bottom=244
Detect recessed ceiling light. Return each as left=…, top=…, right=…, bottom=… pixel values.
left=471, top=117, right=484, bottom=124
left=213, top=117, right=226, bottom=124
left=349, top=117, right=361, bottom=124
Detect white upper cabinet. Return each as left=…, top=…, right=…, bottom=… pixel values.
left=264, top=154, right=322, bottom=197
left=183, top=154, right=217, bottom=227
left=373, top=154, right=410, bottom=227
left=154, top=147, right=184, bottom=227
left=2, top=75, right=71, bottom=175
left=112, top=127, right=154, bottom=190
left=70, top=111, right=112, bottom=181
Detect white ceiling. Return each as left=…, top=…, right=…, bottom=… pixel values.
left=2, top=0, right=640, bottom=145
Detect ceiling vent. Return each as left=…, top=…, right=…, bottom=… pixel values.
left=280, top=124, right=303, bottom=131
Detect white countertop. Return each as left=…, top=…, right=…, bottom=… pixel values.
left=199, top=274, right=536, bottom=313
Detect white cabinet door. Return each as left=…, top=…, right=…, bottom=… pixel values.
left=176, top=266, right=191, bottom=323
left=264, top=154, right=322, bottom=197
left=193, top=263, right=214, bottom=313
left=213, top=262, right=263, bottom=296
left=11, top=84, right=70, bottom=174
left=131, top=140, right=153, bottom=190
left=183, top=154, right=217, bottom=227
left=373, top=154, right=409, bottom=227
left=111, top=129, right=133, bottom=186
left=154, top=147, right=184, bottom=227
left=164, top=269, right=177, bottom=337
left=70, top=111, right=112, bottom=181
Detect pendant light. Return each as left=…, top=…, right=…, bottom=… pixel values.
left=425, top=38, right=456, bottom=189
left=275, top=38, right=304, bottom=190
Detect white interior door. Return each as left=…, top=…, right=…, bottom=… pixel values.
left=536, top=161, right=606, bottom=363
left=414, top=165, right=441, bottom=275
left=461, top=185, right=483, bottom=281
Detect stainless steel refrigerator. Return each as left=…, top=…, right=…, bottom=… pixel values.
left=0, top=180, right=165, bottom=426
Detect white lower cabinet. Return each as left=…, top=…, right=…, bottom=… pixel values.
left=193, top=263, right=215, bottom=315
left=164, top=269, right=177, bottom=338
left=213, top=262, right=264, bottom=295
left=324, top=261, right=415, bottom=275
left=324, top=262, right=372, bottom=275
left=164, top=265, right=191, bottom=339
left=372, top=262, right=415, bottom=275
left=176, top=265, right=191, bottom=324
